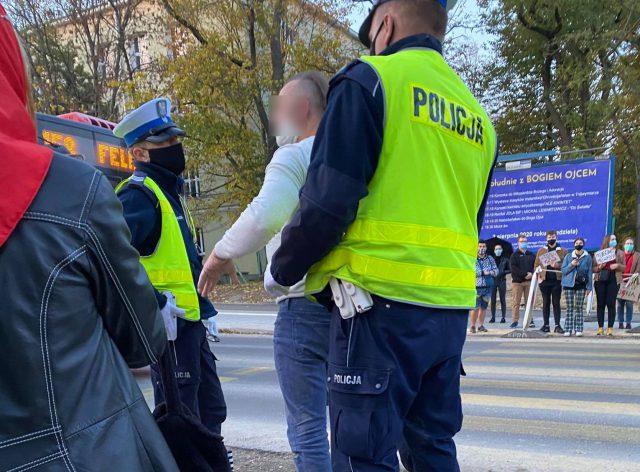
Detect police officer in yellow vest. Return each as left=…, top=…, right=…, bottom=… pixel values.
left=266, top=0, right=497, bottom=470
left=113, top=98, right=227, bottom=437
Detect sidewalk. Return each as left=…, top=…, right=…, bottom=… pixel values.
left=216, top=304, right=640, bottom=340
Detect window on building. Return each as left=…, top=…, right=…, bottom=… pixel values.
left=128, top=36, right=141, bottom=70
left=184, top=170, right=201, bottom=198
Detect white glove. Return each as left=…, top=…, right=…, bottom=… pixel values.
left=205, top=317, right=218, bottom=337
left=160, top=291, right=186, bottom=341
left=264, top=269, right=288, bottom=298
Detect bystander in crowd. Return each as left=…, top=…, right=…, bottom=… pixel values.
left=470, top=240, right=498, bottom=333
left=509, top=234, right=536, bottom=328
left=617, top=237, right=639, bottom=330
left=593, top=234, right=625, bottom=336
left=490, top=243, right=510, bottom=324
left=561, top=238, right=593, bottom=337
left=535, top=230, right=567, bottom=334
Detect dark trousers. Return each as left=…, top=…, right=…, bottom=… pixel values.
left=539, top=280, right=562, bottom=326
left=152, top=318, right=227, bottom=435
left=595, top=277, right=619, bottom=328
left=328, top=297, right=468, bottom=472
left=490, top=279, right=507, bottom=320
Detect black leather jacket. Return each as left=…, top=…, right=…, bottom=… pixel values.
left=0, top=154, right=178, bottom=471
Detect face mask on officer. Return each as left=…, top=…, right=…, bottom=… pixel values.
left=369, top=8, right=394, bottom=56
left=147, top=142, right=186, bottom=175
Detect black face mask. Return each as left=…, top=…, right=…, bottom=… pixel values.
left=370, top=21, right=385, bottom=56
left=547, top=239, right=557, bottom=247
left=148, top=142, right=186, bottom=176
left=575, top=244, right=584, bottom=251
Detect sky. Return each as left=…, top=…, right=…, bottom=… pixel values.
left=347, top=0, right=492, bottom=49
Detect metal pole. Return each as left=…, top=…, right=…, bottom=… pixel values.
left=522, top=268, right=540, bottom=330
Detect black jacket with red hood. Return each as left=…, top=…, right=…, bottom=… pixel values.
left=0, top=6, right=177, bottom=471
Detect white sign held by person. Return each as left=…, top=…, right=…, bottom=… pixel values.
left=595, top=247, right=617, bottom=265
left=539, top=251, right=561, bottom=268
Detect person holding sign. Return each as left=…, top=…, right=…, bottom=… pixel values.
left=561, top=238, right=593, bottom=337
left=470, top=240, right=499, bottom=333
left=593, top=234, right=625, bottom=336
left=535, top=230, right=567, bottom=334
left=509, top=234, right=536, bottom=328
left=617, top=237, right=640, bottom=330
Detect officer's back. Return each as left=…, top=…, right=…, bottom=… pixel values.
left=269, top=1, right=497, bottom=471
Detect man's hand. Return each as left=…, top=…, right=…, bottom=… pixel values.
left=525, top=272, right=532, bottom=280
left=198, top=250, right=240, bottom=297
left=571, top=259, right=579, bottom=267
left=264, top=269, right=288, bottom=298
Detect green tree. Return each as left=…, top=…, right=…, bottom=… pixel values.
left=478, top=0, right=640, bottom=232
left=133, top=0, right=360, bottom=223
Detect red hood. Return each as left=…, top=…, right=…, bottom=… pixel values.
left=0, top=4, right=52, bottom=247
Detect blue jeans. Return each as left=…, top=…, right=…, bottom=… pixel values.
left=274, top=297, right=331, bottom=472
left=617, top=298, right=634, bottom=324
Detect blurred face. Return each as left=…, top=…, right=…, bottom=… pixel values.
left=546, top=233, right=557, bottom=246
left=494, top=245, right=503, bottom=256
left=478, top=243, right=487, bottom=256
left=609, top=234, right=618, bottom=247
left=270, top=80, right=310, bottom=146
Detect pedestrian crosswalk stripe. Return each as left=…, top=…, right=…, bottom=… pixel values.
left=478, top=348, right=638, bottom=359
left=464, top=355, right=639, bottom=368
left=457, top=444, right=637, bottom=472
left=466, top=364, right=640, bottom=381
left=462, top=393, right=640, bottom=417
left=461, top=377, right=640, bottom=396
left=496, top=341, right=640, bottom=351
left=462, top=415, right=640, bottom=443
left=228, top=367, right=273, bottom=376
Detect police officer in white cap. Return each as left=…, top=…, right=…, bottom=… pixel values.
left=114, top=98, right=227, bottom=437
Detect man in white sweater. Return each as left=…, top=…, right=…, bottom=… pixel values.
left=198, top=71, right=331, bottom=471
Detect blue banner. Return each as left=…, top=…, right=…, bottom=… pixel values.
left=480, top=158, right=614, bottom=251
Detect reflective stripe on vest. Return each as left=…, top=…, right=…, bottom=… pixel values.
left=305, top=49, right=497, bottom=309
left=116, top=176, right=201, bottom=320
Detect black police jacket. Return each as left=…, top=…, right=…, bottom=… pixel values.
left=0, top=154, right=178, bottom=471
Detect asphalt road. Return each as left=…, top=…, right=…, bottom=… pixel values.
left=138, top=328, right=640, bottom=472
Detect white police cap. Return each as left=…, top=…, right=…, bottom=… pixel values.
left=113, top=97, right=185, bottom=147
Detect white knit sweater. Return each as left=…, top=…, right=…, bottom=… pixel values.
left=214, top=136, right=314, bottom=300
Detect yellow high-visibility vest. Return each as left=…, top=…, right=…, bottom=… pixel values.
left=305, top=48, right=497, bottom=309
left=116, top=175, right=201, bottom=320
